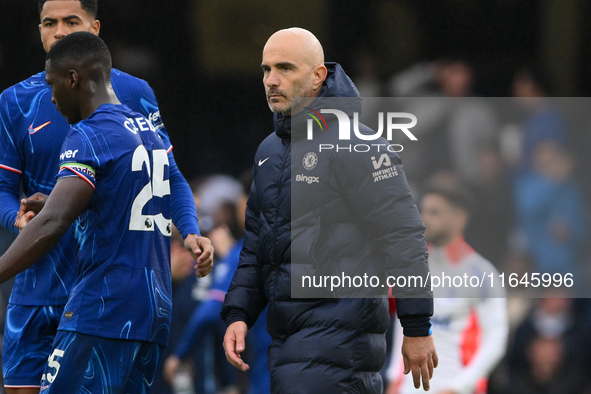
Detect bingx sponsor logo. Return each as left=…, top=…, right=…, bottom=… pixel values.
left=295, top=174, right=320, bottom=184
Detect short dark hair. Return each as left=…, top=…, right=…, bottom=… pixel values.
left=422, top=183, right=473, bottom=215
left=46, top=31, right=111, bottom=81
left=38, top=0, right=98, bottom=19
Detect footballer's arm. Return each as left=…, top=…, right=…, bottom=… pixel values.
left=18, top=186, right=214, bottom=278
left=0, top=177, right=92, bottom=283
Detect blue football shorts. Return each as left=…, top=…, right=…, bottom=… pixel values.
left=39, top=330, right=164, bottom=393
left=3, top=304, right=64, bottom=389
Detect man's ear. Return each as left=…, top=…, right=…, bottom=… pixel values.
left=312, top=64, right=327, bottom=90
left=69, top=70, right=79, bottom=90
left=91, top=19, right=101, bottom=36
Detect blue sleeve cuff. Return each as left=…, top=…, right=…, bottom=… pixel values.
left=399, top=316, right=432, bottom=337
left=0, top=193, right=20, bottom=235
left=222, top=308, right=249, bottom=328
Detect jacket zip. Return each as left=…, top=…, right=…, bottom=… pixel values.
left=270, top=117, right=289, bottom=302
left=272, top=117, right=289, bottom=266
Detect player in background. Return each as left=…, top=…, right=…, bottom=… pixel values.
left=386, top=183, right=508, bottom=394
left=0, top=1, right=213, bottom=393
left=2, top=30, right=182, bottom=393
left=164, top=175, right=271, bottom=393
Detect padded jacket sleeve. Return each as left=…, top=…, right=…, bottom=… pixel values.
left=336, top=145, right=433, bottom=336
left=220, top=169, right=267, bottom=328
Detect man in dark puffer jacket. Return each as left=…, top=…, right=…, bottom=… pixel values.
left=221, top=28, right=438, bottom=393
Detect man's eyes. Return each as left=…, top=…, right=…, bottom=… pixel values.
left=261, top=66, right=293, bottom=73
left=43, top=21, right=79, bottom=27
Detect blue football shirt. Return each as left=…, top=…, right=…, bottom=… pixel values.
left=0, top=69, right=175, bottom=306
left=55, top=103, right=172, bottom=346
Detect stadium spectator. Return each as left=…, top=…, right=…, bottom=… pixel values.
left=513, top=141, right=586, bottom=275
left=511, top=67, right=567, bottom=174
left=506, top=294, right=591, bottom=393
left=386, top=182, right=508, bottom=394
left=0, top=2, right=212, bottom=393
left=464, top=146, right=514, bottom=269
left=387, top=59, right=497, bottom=186
left=221, top=28, right=436, bottom=393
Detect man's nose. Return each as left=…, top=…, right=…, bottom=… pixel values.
left=55, top=22, right=68, bottom=39
left=265, top=69, right=281, bottom=87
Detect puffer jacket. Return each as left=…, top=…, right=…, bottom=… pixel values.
left=222, top=63, right=432, bottom=394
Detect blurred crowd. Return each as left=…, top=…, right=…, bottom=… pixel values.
left=373, top=58, right=590, bottom=280
left=362, top=58, right=591, bottom=394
